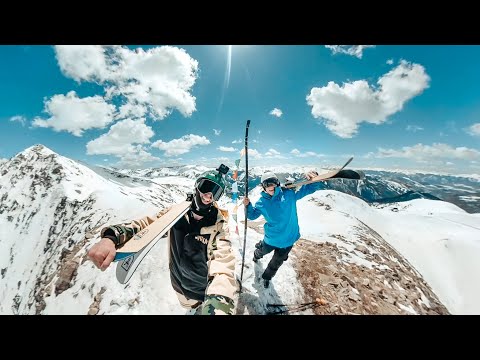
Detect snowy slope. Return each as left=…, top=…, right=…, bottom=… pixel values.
left=1, top=145, right=479, bottom=315
left=0, top=145, right=191, bottom=314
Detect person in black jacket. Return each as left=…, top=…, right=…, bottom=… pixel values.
left=88, top=166, right=236, bottom=314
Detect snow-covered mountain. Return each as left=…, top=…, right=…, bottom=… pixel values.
left=1, top=145, right=479, bottom=315
left=0, top=145, right=191, bottom=314
left=250, top=167, right=479, bottom=214
left=113, top=163, right=480, bottom=214
left=109, top=165, right=211, bottom=180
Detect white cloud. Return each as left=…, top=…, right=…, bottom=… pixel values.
left=54, top=45, right=112, bottom=83
left=214, top=156, right=230, bottom=163
left=213, top=129, right=222, bottom=136
left=32, top=91, right=116, bottom=136
left=218, top=146, right=237, bottom=152
left=375, top=143, right=480, bottom=161
left=306, top=60, right=430, bottom=138
left=232, top=139, right=242, bottom=144
left=116, top=147, right=160, bottom=169
left=54, top=45, right=199, bottom=121
left=265, top=148, right=280, bottom=156
left=117, top=102, right=147, bottom=120
left=325, top=45, right=375, bottom=59
left=387, top=59, right=394, bottom=65
left=151, top=134, right=210, bottom=157
left=406, top=125, right=424, bottom=132
left=85, top=118, right=159, bottom=167
left=269, top=108, right=283, bottom=117
left=240, top=148, right=261, bottom=159
left=86, top=118, right=154, bottom=155
left=265, top=148, right=285, bottom=158
left=9, top=115, right=26, bottom=126
left=290, top=148, right=323, bottom=158
left=466, top=123, right=480, bottom=136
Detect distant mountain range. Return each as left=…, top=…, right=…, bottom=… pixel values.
left=115, top=165, right=480, bottom=214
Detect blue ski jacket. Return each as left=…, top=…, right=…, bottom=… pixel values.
left=246, top=183, right=322, bottom=249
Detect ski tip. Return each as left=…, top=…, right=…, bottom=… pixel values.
left=114, top=252, right=135, bottom=262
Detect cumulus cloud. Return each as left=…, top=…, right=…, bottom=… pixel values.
left=269, top=108, right=283, bottom=117
left=151, top=134, right=210, bottom=156
left=325, top=45, right=375, bottom=59
left=386, top=59, right=394, bottom=65
left=306, top=60, right=430, bottom=138
left=86, top=118, right=159, bottom=167
left=466, top=123, right=480, bottom=136
left=86, top=118, right=154, bottom=155
left=265, top=148, right=281, bottom=156
left=32, top=91, right=116, bottom=136
left=213, top=129, right=222, bottom=136
left=240, top=148, right=261, bottom=159
left=265, top=148, right=285, bottom=158
left=115, top=147, right=160, bottom=168
left=54, top=45, right=112, bottom=83
left=290, top=148, right=324, bottom=158
left=218, top=146, right=237, bottom=152
left=54, top=45, right=199, bottom=121
left=117, top=102, right=148, bottom=119
left=10, top=115, right=26, bottom=126
left=375, top=143, right=480, bottom=160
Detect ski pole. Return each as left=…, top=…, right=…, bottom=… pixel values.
left=239, top=119, right=251, bottom=293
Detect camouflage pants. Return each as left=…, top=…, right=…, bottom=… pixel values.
left=175, top=291, right=234, bottom=315
left=254, top=241, right=293, bottom=280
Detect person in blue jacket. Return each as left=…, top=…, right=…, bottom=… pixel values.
left=243, top=170, right=322, bottom=288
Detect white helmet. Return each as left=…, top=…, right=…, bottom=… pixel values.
left=261, top=171, right=280, bottom=188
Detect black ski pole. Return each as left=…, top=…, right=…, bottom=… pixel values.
left=239, top=119, right=251, bottom=292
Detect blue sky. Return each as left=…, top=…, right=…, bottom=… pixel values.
left=1, top=45, right=479, bottom=174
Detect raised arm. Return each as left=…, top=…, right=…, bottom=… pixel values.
left=295, top=171, right=323, bottom=201
left=88, top=208, right=169, bottom=270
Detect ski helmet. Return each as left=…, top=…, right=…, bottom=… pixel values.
left=192, top=168, right=227, bottom=213
left=261, top=171, right=280, bottom=189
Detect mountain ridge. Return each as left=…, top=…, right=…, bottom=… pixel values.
left=1, top=144, right=478, bottom=314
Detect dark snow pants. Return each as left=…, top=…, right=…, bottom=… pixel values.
left=254, top=240, right=293, bottom=280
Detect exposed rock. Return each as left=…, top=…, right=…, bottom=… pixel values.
left=55, top=260, right=79, bottom=295
left=88, top=287, right=107, bottom=315
left=88, top=307, right=99, bottom=315
left=291, top=238, right=449, bottom=315
left=355, top=245, right=369, bottom=254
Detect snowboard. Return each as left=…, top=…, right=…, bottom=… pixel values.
left=115, top=197, right=191, bottom=284
left=285, top=157, right=363, bottom=189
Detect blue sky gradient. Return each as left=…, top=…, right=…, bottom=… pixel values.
left=1, top=45, right=479, bottom=174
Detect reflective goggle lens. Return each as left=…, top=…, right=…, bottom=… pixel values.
left=197, top=179, right=223, bottom=200
left=262, top=177, right=279, bottom=188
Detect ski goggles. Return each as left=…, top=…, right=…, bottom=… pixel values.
left=196, top=178, right=224, bottom=200
left=262, top=177, right=280, bottom=188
